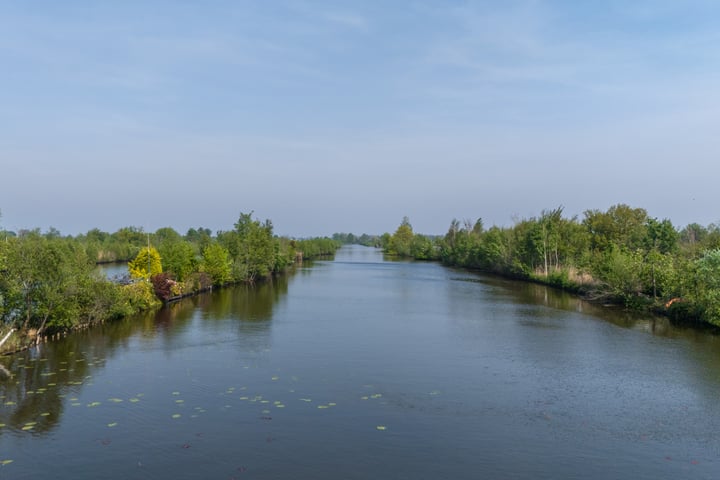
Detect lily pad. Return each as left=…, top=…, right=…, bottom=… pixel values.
left=1, top=460, right=13, bottom=465
left=376, top=425, right=387, bottom=431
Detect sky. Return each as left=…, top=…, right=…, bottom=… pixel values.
left=1, top=0, right=719, bottom=237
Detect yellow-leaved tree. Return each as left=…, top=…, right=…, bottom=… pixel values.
left=128, top=246, right=162, bottom=280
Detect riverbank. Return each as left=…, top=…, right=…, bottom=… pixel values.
left=378, top=207, right=720, bottom=330
left=0, top=215, right=341, bottom=355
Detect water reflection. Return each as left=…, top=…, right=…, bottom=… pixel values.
left=203, top=275, right=289, bottom=322
left=0, top=337, right=109, bottom=436
left=447, top=269, right=720, bottom=421
left=451, top=273, right=720, bottom=340
left=0, top=273, right=293, bottom=436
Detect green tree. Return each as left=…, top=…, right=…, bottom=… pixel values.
left=186, top=227, right=213, bottom=250
left=387, top=217, right=414, bottom=257
left=158, top=239, right=196, bottom=282
left=202, top=243, right=232, bottom=286
left=154, top=227, right=182, bottom=245
left=597, top=248, right=645, bottom=306
left=222, top=212, right=277, bottom=282
left=694, top=249, right=720, bottom=326
left=583, top=204, right=648, bottom=252
left=410, top=235, right=436, bottom=260
left=0, top=236, right=95, bottom=339
left=128, top=247, right=162, bottom=280
left=643, top=218, right=678, bottom=298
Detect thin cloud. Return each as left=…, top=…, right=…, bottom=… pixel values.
left=321, top=11, right=369, bottom=30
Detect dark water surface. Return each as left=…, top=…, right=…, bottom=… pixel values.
left=2, top=245, right=719, bottom=479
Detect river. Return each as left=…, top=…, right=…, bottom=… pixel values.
left=1, top=245, right=719, bottom=479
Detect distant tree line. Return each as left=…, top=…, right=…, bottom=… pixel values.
left=0, top=211, right=339, bottom=352
left=381, top=205, right=720, bottom=328
left=332, top=232, right=382, bottom=247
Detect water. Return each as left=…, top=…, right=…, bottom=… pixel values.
left=1, top=245, right=719, bottom=479
left=95, top=262, right=129, bottom=282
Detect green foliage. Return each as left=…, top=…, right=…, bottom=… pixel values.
left=235, top=212, right=276, bottom=281
left=294, top=237, right=341, bottom=259
left=201, top=243, right=232, bottom=286
left=644, top=218, right=678, bottom=254
left=158, top=239, right=196, bottom=282
left=128, top=247, right=163, bottom=280
left=694, top=249, right=720, bottom=326
left=386, top=217, right=414, bottom=257
left=410, top=235, right=437, bottom=260
left=219, top=212, right=279, bottom=282
left=382, top=217, right=440, bottom=260
left=0, top=211, right=311, bottom=349
left=332, top=232, right=381, bottom=247
left=154, top=227, right=182, bottom=245
left=0, top=235, right=108, bottom=336
left=433, top=204, right=709, bottom=316
left=118, top=281, right=162, bottom=314
left=583, top=204, right=648, bottom=252
left=185, top=227, right=212, bottom=250
left=595, top=248, right=645, bottom=305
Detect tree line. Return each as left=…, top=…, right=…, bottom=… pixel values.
left=0, top=211, right=340, bottom=352
left=381, top=206, right=720, bottom=328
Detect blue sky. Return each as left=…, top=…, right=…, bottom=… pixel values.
left=1, top=0, right=719, bottom=237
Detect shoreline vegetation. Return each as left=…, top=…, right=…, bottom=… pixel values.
left=364, top=205, right=720, bottom=331
left=0, top=212, right=340, bottom=355
left=3, top=203, right=719, bottom=354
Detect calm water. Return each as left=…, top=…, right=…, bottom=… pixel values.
left=95, top=262, right=129, bottom=281
left=2, top=245, right=720, bottom=479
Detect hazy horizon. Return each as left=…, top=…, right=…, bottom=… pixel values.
left=2, top=1, right=718, bottom=237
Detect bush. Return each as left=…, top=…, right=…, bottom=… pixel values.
left=119, top=281, right=161, bottom=314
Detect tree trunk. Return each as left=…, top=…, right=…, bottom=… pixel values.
left=0, top=329, right=14, bottom=349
